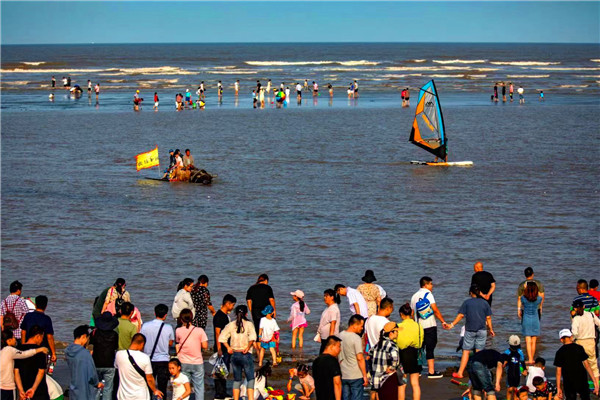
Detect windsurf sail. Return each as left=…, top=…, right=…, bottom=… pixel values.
left=409, top=80, right=447, bottom=160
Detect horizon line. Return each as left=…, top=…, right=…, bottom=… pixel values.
left=3, top=40, right=599, bottom=46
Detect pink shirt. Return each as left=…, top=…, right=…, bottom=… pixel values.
left=175, top=326, right=208, bottom=364
left=288, top=302, right=310, bottom=330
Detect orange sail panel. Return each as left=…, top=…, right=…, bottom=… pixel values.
left=409, top=80, right=447, bottom=160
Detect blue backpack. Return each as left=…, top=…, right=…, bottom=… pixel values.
left=416, top=292, right=434, bottom=320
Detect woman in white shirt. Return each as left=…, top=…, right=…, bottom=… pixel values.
left=1, top=330, right=49, bottom=399
left=173, top=278, right=195, bottom=322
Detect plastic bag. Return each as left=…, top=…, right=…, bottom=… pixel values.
left=211, top=356, right=229, bottom=378
left=208, top=352, right=219, bottom=365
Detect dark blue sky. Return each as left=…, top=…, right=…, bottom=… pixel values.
left=2, top=1, right=599, bottom=44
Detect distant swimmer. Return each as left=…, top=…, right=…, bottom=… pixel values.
left=176, top=93, right=183, bottom=110
left=62, top=77, right=68, bottom=88
left=539, top=91, right=544, bottom=102
left=401, top=88, right=406, bottom=106
left=49, top=93, right=54, bottom=101
left=217, top=81, right=223, bottom=96
left=493, top=84, right=498, bottom=102
left=87, top=80, right=92, bottom=95
left=348, top=85, right=353, bottom=98
left=51, top=76, right=56, bottom=88
left=285, top=86, right=290, bottom=103
left=280, top=82, right=285, bottom=90
left=312, top=81, right=318, bottom=96
left=518, top=86, right=525, bottom=104
left=259, top=87, right=265, bottom=107
left=404, top=88, right=410, bottom=107
left=509, top=82, right=514, bottom=102
left=133, top=90, right=143, bottom=111
left=200, top=81, right=205, bottom=99
left=94, top=83, right=100, bottom=99
left=266, top=79, right=271, bottom=93
left=67, top=76, right=71, bottom=88
left=501, top=83, right=506, bottom=102
left=185, top=89, right=192, bottom=105
left=153, top=92, right=159, bottom=111
left=235, top=80, right=240, bottom=96
left=296, top=83, right=302, bottom=100
left=328, top=83, right=333, bottom=97
left=354, top=80, right=359, bottom=98
left=304, top=79, right=309, bottom=91
left=257, top=80, right=262, bottom=92
left=253, top=90, right=257, bottom=108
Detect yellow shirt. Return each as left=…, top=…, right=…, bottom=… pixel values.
left=395, top=319, right=424, bottom=350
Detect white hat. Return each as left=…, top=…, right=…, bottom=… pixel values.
left=508, top=335, right=520, bottom=346
left=290, top=290, right=305, bottom=299
left=559, top=329, right=572, bottom=339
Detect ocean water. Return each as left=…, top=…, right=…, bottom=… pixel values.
left=1, top=44, right=599, bottom=367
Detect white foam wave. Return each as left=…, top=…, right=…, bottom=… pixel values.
left=211, top=66, right=237, bottom=70
left=576, top=75, right=600, bottom=78
left=590, top=59, right=600, bottom=63
left=3, top=81, right=30, bottom=85
left=506, top=75, right=550, bottom=78
left=22, top=61, right=46, bottom=66
left=466, top=75, right=487, bottom=79
left=532, top=67, right=600, bottom=71
left=491, top=61, right=560, bottom=66
left=206, top=70, right=258, bottom=75
left=1, top=68, right=107, bottom=74
left=244, top=60, right=379, bottom=66
left=559, top=84, right=589, bottom=88
left=433, top=59, right=487, bottom=64
left=411, top=59, right=427, bottom=63
left=428, top=74, right=465, bottom=78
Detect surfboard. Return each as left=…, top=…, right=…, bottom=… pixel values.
left=410, top=161, right=473, bottom=167
left=409, top=80, right=473, bottom=167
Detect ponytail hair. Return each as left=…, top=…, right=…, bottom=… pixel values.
left=399, top=303, right=412, bottom=317
left=115, top=278, right=126, bottom=294
left=234, top=305, right=248, bottom=334
left=177, top=278, right=194, bottom=292
left=299, top=299, right=305, bottom=312
left=179, top=309, right=193, bottom=328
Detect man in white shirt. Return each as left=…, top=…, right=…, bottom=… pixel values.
left=365, top=297, right=394, bottom=348
left=114, top=333, right=163, bottom=400
left=410, top=276, right=449, bottom=379
left=571, top=300, right=600, bottom=380
left=335, top=284, right=368, bottom=319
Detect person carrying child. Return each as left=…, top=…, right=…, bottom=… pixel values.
left=169, top=358, right=192, bottom=400
left=258, top=305, right=279, bottom=367
left=288, top=290, right=310, bottom=349
left=504, top=335, right=526, bottom=400
left=287, top=364, right=315, bottom=400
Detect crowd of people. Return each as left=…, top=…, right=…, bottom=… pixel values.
left=1, top=265, right=599, bottom=400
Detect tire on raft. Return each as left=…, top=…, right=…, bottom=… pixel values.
left=189, top=169, right=213, bottom=185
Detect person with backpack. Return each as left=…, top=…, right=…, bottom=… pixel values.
left=140, top=304, right=174, bottom=399
left=90, top=312, right=119, bottom=400
left=92, top=279, right=130, bottom=324
left=0, top=281, right=30, bottom=344
left=410, top=276, right=449, bottom=379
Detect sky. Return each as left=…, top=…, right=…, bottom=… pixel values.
left=1, top=1, right=599, bottom=45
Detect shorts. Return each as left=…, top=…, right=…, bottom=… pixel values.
left=399, top=346, right=422, bottom=374
left=401, top=96, right=405, bottom=100
left=506, top=371, right=520, bottom=388
left=260, top=341, right=276, bottom=349
left=88, top=88, right=91, bottom=92
left=154, top=102, right=159, bottom=107
left=314, top=89, right=318, bottom=93
left=423, top=327, right=438, bottom=360
left=462, top=329, right=487, bottom=351
left=354, top=89, right=358, bottom=93
left=405, top=97, right=410, bottom=100
left=291, top=323, right=308, bottom=329
left=297, top=90, right=302, bottom=96
left=377, top=371, right=405, bottom=398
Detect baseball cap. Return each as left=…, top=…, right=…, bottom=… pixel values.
left=508, top=335, right=520, bottom=346
left=290, top=290, right=305, bottom=298
left=559, top=329, right=572, bottom=339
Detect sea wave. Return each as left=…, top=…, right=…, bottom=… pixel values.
left=410, top=59, right=427, bottom=63
left=506, top=75, right=551, bottom=78
left=428, top=74, right=466, bottom=78
left=1, top=68, right=107, bottom=74
left=575, top=75, right=600, bottom=78
left=558, top=84, right=589, bottom=88
left=466, top=75, right=487, bottom=79
left=590, top=59, right=600, bottom=63
left=532, top=67, right=600, bottom=71
left=206, top=70, right=258, bottom=75
left=490, top=61, right=560, bottom=66
left=22, top=62, right=46, bottom=66
left=244, top=60, right=379, bottom=66
left=432, top=59, right=487, bottom=64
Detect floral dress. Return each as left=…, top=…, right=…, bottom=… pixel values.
left=191, top=286, right=212, bottom=329
left=357, top=283, right=380, bottom=317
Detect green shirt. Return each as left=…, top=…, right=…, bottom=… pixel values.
left=516, top=279, right=545, bottom=297
left=117, top=318, right=138, bottom=350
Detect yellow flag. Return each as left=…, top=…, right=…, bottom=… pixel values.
left=135, top=147, right=159, bottom=171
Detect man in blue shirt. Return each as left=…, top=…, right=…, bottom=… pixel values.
left=20, top=295, right=56, bottom=363
left=140, top=304, right=174, bottom=398
left=445, top=285, right=494, bottom=379
left=571, top=280, right=600, bottom=317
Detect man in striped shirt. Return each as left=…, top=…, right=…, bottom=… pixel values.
left=571, top=280, right=600, bottom=317
left=0, top=281, right=30, bottom=342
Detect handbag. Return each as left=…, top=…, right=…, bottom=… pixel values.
left=417, top=324, right=426, bottom=366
